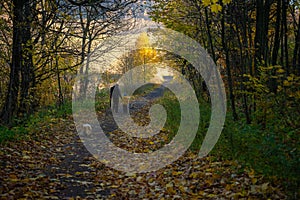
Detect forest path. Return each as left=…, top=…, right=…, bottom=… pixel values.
left=0, top=87, right=286, bottom=199
left=40, top=86, right=167, bottom=198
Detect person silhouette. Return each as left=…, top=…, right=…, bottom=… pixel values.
left=110, top=84, right=122, bottom=113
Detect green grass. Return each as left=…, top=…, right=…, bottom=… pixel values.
left=0, top=87, right=111, bottom=144
left=132, top=83, right=161, bottom=96
left=156, top=90, right=180, bottom=141
left=0, top=126, right=29, bottom=143
left=95, top=88, right=110, bottom=111
left=155, top=89, right=211, bottom=149
left=157, top=90, right=299, bottom=198
left=0, top=86, right=298, bottom=197
left=0, top=101, right=72, bottom=144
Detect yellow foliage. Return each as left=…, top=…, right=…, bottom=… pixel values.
left=211, top=4, right=222, bottom=13
left=202, top=0, right=232, bottom=11
left=203, top=0, right=211, bottom=7
left=276, top=68, right=285, bottom=74
left=136, top=32, right=150, bottom=49
left=223, top=0, right=231, bottom=4
left=283, top=80, right=290, bottom=87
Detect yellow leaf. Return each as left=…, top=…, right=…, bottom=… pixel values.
left=166, top=186, right=176, bottom=194
left=261, top=182, right=269, bottom=193
left=277, top=68, right=285, bottom=73
left=166, top=182, right=174, bottom=188
left=198, top=190, right=205, bottom=196
left=283, top=80, right=290, bottom=86
left=251, top=177, right=258, bottom=184
left=248, top=169, right=255, bottom=178
left=203, top=0, right=211, bottom=7
left=23, top=155, right=30, bottom=159
left=62, top=174, right=72, bottom=178
left=287, top=76, right=293, bottom=81
left=179, top=185, right=186, bottom=193
left=50, top=157, right=57, bottom=162
left=28, top=164, right=35, bottom=168
left=207, top=194, right=216, bottom=198
left=9, top=174, right=18, bottom=179
left=50, top=189, right=56, bottom=193
left=125, top=172, right=136, bottom=177
left=295, top=91, right=300, bottom=98
left=189, top=172, right=199, bottom=178
left=172, top=171, right=183, bottom=176
left=223, top=0, right=231, bottom=4
left=136, top=176, right=143, bottom=182
left=234, top=192, right=245, bottom=198
left=211, top=4, right=222, bottom=13
left=225, top=184, right=232, bottom=191
left=205, top=178, right=213, bottom=186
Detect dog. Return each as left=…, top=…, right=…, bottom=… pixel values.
left=78, top=123, right=92, bottom=136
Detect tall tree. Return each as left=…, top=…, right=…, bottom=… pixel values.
left=1, top=0, right=32, bottom=125
left=0, top=0, right=137, bottom=124
left=220, top=0, right=238, bottom=120
left=292, top=10, right=300, bottom=75
left=254, top=0, right=271, bottom=72
left=272, top=0, right=282, bottom=66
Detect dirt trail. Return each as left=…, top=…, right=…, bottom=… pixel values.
left=0, top=87, right=287, bottom=199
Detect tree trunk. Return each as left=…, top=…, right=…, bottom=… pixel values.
left=272, top=0, right=281, bottom=66
left=269, top=0, right=282, bottom=93
left=292, top=13, right=300, bottom=75
left=254, top=0, right=271, bottom=71
left=19, top=0, right=35, bottom=116
left=262, top=0, right=271, bottom=64
left=204, top=7, right=216, bottom=63
left=82, top=35, right=92, bottom=99
left=0, top=0, right=23, bottom=125
left=56, top=52, right=64, bottom=107
left=78, top=5, right=90, bottom=100
left=282, top=0, right=289, bottom=74
left=238, top=3, right=251, bottom=123
left=254, top=0, right=264, bottom=72
left=221, top=2, right=238, bottom=121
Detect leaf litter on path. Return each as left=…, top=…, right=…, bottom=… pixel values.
left=0, top=96, right=287, bottom=199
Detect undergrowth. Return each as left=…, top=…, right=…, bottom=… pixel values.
left=157, top=89, right=299, bottom=199
left=0, top=87, right=111, bottom=144
left=0, top=101, right=72, bottom=144
left=0, top=85, right=298, bottom=198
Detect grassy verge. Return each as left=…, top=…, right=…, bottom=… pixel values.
left=0, top=87, right=112, bottom=144
left=132, top=83, right=161, bottom=96
left=156, top=89, right=299, bottom=198
left=0, top=101, right=72, bottom=144
left=1, top=86, right=298, bottom=197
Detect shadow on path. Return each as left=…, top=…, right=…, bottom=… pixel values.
left=43, top=86, right=165, bottom=199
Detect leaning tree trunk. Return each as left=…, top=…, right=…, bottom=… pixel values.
left=204, top=7, right=216, bottom=63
